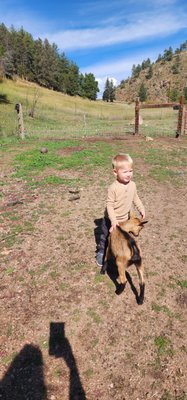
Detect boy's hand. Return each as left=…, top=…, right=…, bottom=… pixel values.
left=140, top=211, right=145, bottom=219
left=109, top=222, right=119, bottom=233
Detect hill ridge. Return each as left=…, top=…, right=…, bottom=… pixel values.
left=116, top=51, right=187, bottom=103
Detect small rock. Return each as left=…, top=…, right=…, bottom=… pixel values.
left=68, top=195, right=80, bottom=201
left=69, top=188, right=80, bottom=194
left=7, top=200, right=23, bottom=206
left=40, top=147, right=48, bottom=154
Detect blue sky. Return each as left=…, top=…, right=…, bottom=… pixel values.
left=1, top=0, right=187, bottom=97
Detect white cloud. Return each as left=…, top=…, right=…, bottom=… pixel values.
left=81, top=50, right=159, bottom=97
left=44, top=11, right=187, bottom=51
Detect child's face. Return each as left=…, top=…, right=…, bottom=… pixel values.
left=114, top=162, right=133, bottom=184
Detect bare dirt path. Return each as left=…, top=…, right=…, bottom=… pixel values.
left=0, top=137, right=187, bottom=400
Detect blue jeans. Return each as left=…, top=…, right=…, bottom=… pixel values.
left=97, top=217, right=111, bottom=254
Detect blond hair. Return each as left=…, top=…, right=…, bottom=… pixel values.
left=112, top=153, right=133, bottom=170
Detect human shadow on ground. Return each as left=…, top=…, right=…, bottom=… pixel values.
left=49, top=322, right=86, bottom=400
left=0, top=344, right=47, bottom=400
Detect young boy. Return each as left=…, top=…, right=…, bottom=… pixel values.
left=96, top=153, right=145, bottom=267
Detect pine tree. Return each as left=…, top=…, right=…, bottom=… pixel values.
left=32, top=38, right=44, bottom=86
left=0, top=22, right=102, bottom=99
left=65, top=63, right=79, bottom=96
left=11, top=27, right=34, bottom=80
left=56, top=52, right=70, bottom=93
left=132, top=64, right=141, bottom=77
left=138, top=83, right=147, bottom=102
left=180, top=40, right=187, bottom=51
left=169, top=88, right=179, bottom=101
left=102, top=78, right=110, bottom=101
left=109, top=79, right=116, bottom=102
left=156, top=54, right=162, bottom=63
left=81, top=73, right=99, bottom=100
left=102, top=78, right=116, bottom=102
left=171, top=55, right=180, bottom=74
left=163, top=47, right=173, bottom=61
left=146, top=64, right=153, bottom=79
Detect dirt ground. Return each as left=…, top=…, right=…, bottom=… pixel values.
left=0, top=136, right=187, bottom=400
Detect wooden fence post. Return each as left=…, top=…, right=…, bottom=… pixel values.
left=15, top=103, right=25, bottom=139
left=183, top=104, right=187, bottom=135
left=134, top=97, right=140, bottom=135
left=176, top=96, right=184, bottom=138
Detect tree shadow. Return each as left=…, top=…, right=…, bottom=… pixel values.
left=0, top=344, right=47, bottom=400
left=49, top=322, right=86, bottom=400
left=0, top=94, right=10, bottom=104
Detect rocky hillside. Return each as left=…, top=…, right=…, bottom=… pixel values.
left=116, top=51, right=187, bottom=103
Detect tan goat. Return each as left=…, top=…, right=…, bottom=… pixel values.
left=101, top=215, right=147, bottom=304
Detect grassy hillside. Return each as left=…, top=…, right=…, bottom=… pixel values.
left=0, top=78, right=135, bottom=139
left=116, top=51, right=187, bottom=103
left=0, top=77, right=184, bottom=139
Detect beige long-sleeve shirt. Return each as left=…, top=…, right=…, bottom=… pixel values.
left=105, top=180, right=145, bottom=225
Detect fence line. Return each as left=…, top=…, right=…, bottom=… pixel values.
left=134, top=96, right=184, bottom=137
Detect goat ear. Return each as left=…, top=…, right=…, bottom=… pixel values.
left=140, top=220, right=148, bottom=225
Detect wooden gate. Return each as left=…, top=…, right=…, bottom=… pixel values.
left=134, top=96, right=184, bottom=137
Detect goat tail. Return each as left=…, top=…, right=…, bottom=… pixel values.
left=117, top=226, right=141, bottom=263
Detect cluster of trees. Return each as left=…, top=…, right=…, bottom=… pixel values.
left=130, top=40, right=187, bottom=80
left=118, top=38, right=187, bottom=103
left=0, top=23, right=99, bottom=100
left=156, top=40, right=187, bottom=63
left=138, top=83, right=187, bottom=103
left=102, top=78, right=116, bottom=102
left=131, top=58, right=152, bottom=78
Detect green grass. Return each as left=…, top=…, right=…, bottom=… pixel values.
left=160, top=390, right=187, bottom=400
left=0, top=137, right=183, bottom=188
left=83, top=368, right=94, bottom=378
left=0, top=78, right=135, bottom=138
left=145, top=147, right=187, bottom=167
left=0, top=78, right=183, bottom=139
left=12, top=140, right=113, bottom=183
left=38, top=176, right=81, bottom=186
left=4, top=267, right=15, bottom=276
left=169, top=275, right=187, bottom=289
left=86, top=308, right=102, bottom=324
left=153, top=334, right=174, bottom=371
left=144, top=147, right=187, bottom=185
left=154, top=335, right=173, bottom=357
left=177, top=280, right=187, bottom=288
left=59, top=282, right=69, bottom=291
left=1, top=352, right=18, bottom=366
left=1, top=86, right=187, bottom=191
left=152, top=302, right=171, bottom=314
left=151, top=302, right=181, bottom=319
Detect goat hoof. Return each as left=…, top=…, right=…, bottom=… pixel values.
left=137, top=296, right=144, bottom=305
left=100, top=267, right=106, bottom=275
left=115, top=283, right=125, bottom=295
